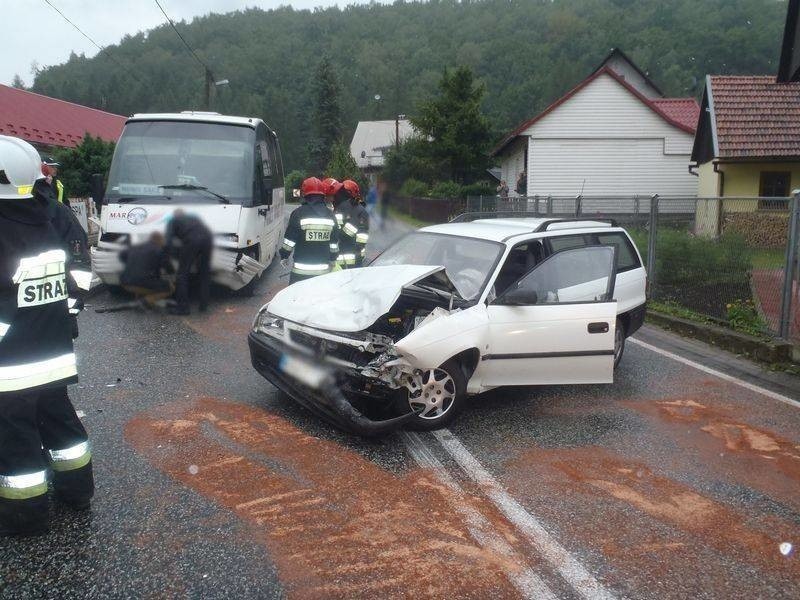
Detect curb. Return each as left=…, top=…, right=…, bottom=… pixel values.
left=646, top=310, right=793, bottom=364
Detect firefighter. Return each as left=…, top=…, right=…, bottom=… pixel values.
left=280, top=177, right=339, bottom=284
left=322, top=177, right=342, bottom=213
left=41, top=156, right=66, bottom=204
left=339, top=180, right=370, bottom=267
left=165, top=209, right=213, bottom=315
left=0, top=136, right=94, bottom=536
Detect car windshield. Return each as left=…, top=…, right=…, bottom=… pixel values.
left=105, top=120, right=255, bottom=204
left=370, top=232, right=503, bottom=300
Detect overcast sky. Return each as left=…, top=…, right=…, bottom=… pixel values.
left=4, top=1, right=373, bottom=86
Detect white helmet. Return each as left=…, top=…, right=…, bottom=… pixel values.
left=0, top=136, right=44, bottom=200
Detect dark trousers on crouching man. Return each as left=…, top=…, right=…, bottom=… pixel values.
left=0, top=386, right=93, bottom=535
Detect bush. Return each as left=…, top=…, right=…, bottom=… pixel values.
left=429, top=181, right=463, bottom=198
left=461, top=181, right=496, bottom=198
left=284, top=170, right=305, bottom=198
left=726, top=298, right=767, bottom=337
left=53, top=134, right=115, bottom=197
left=399, top=179, right=429, bottom=197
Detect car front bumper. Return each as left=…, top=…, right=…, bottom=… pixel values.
left=247, top=330, right=419, bottom=436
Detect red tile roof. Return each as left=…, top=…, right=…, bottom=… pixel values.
left=492, top=67, right=698, bottom=156
left=710, top=75, right=800, bottom=158
left=0, top=84, right=126, bottom=148
left=651, top=98, right=701, bottom=132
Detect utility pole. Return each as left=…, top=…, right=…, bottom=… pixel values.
left=395, top=114, right=406, bottom=150
left=204, top=67, right=213, bottom=111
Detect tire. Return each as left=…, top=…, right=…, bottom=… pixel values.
left=398, top=359, right=466, bottom=431
left=613, top=318, right=626, bottom=369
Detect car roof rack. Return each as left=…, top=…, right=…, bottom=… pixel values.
left=535, top=218, right=617, bottom=232
left=449, top=213, right=618, bottom=231
left=449, top=211, right=542, bottom=223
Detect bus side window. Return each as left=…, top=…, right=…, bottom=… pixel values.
left=257, top=140, right=273, bottom=206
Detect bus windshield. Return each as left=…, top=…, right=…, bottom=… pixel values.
left=106, top=120, right=255, bottom=204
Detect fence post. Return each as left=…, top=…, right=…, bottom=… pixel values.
left=646, top=194, right=659, bottom=298
left=546, top=195, right=553, bottom=216
left=633, top=194, right=640, bottom=227
left=575, top=195, right=582, bottom=217
left=779, top=191, right=800, bottom=339
left=534, top=194, right=540, bottom=215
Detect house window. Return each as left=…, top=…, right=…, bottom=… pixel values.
left=759, top=171, right=791, bottom=210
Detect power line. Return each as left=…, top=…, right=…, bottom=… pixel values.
left=153, top=0, right=209, bottom=72
left=41, top=0, right=148, bottom=89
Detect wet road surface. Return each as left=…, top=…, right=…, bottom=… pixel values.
left=1, top=219, right=798, bottom=599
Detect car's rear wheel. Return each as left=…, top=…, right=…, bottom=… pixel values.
left=399, top=359, right=466, bottom=431
left=614, top=318, right=625, bottom=369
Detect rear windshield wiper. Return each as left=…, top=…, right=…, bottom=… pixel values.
left=158, top=184, right=230, bottom=204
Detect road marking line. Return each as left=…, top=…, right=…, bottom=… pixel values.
left=401, top=431, right=557, bottom=600
left=629, top=338, right=800, bottom=409
left=432, top=429, right=617, bottom=600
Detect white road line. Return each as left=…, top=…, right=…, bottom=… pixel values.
left=629, top=337, right=800, bottom=410
left=432, top=429, right=617, bottom=600
left=402, top=432, right=557, bottom=600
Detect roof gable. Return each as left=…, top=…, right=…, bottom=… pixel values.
left=591, top=48, right=664, bottom=98
left=492, top=67, right=698, bottom=156
left=0, top=84, right=126, bottom=148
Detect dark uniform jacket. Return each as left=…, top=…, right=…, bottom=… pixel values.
left=120, top=242, right=174, bottom=287
left=165, top=213, right=213, bottom=248
left=337, top=200, right=369, bottom=267
left=280, top=198, right=340, bottom=277
left=0, top=201, right=77, bottom=393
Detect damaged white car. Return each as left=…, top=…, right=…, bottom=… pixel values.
left=248, top=218, right=647, bottom=434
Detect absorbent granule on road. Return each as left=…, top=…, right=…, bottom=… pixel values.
left=126, top=396, right=535, bottom=599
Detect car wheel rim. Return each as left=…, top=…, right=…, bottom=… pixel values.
left=407, top=368, right=456, bottom=420
left=614, top=326, right=623, bottom=361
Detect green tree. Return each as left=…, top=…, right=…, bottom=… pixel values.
left=307, top=57, right=343, bottom=173
left=325, top=141, right=367, bottom=192
left=53, top=134, right=116, bottom=197
left=11, top=74, right=25, bottom=89
left=411, top=66, right=492, bottom=184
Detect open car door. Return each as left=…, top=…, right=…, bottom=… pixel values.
left=482, top=245, right=617, bottom=386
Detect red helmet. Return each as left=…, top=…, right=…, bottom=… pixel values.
left=342, top=179, right=361, bottom=200
left=322, top=177, right=343, bottom=197
left=301, top=177, right=325, bottom=197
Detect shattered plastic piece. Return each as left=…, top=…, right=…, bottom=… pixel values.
left=780, top=542, right=793, bottom=556
left=188, top=465, right=199, bottom=475
left=76, top=410, right=86, bottom=419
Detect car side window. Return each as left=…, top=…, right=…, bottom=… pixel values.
left=547, top=234, right=590, bottom=253
left=594, top=232, right=640, bottom=272
left=497, top=246, right=616, bottom=305
left=492, top=240, right=544, bottom=298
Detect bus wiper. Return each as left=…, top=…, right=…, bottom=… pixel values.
left=158, top=184, right=230, bottom=204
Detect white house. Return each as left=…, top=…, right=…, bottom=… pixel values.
left=492, top=49, right=700, bottom=198
left=350, top=119, right=414, bottom=185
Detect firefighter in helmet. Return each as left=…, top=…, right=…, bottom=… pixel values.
left=322, top=177, right=342, bottom=213
left=0, top=136, right=94, bottom=536
left=337, top=180, right=370, bottom=268
left=280, top=177, right=340, bottom=283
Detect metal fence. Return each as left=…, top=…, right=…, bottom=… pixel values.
left=397, top=193, right=800, bottom=343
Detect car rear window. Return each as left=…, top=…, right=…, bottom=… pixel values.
left=547, top=231, right=641, bottom=272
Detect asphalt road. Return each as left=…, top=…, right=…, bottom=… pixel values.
left=1, top=218, right=798, bottom=599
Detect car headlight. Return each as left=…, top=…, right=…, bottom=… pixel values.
left=216, top=233, right=240, bottom=243
left=253, top=309, right=283, bottom=332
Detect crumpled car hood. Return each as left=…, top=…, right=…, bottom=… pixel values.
left=266, top=265, right=448, bottom=332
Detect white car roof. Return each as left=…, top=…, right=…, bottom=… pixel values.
left=127, top=112, right=262, bottom=129
left=420, top=218, right=615, bottom=243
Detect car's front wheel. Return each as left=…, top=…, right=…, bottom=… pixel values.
left=398, top=359, right=466, bottom=431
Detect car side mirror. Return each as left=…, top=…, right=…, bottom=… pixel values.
left=497, top=287, right=538, bottom=306
left=90, top=173, right=105, bottom=215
